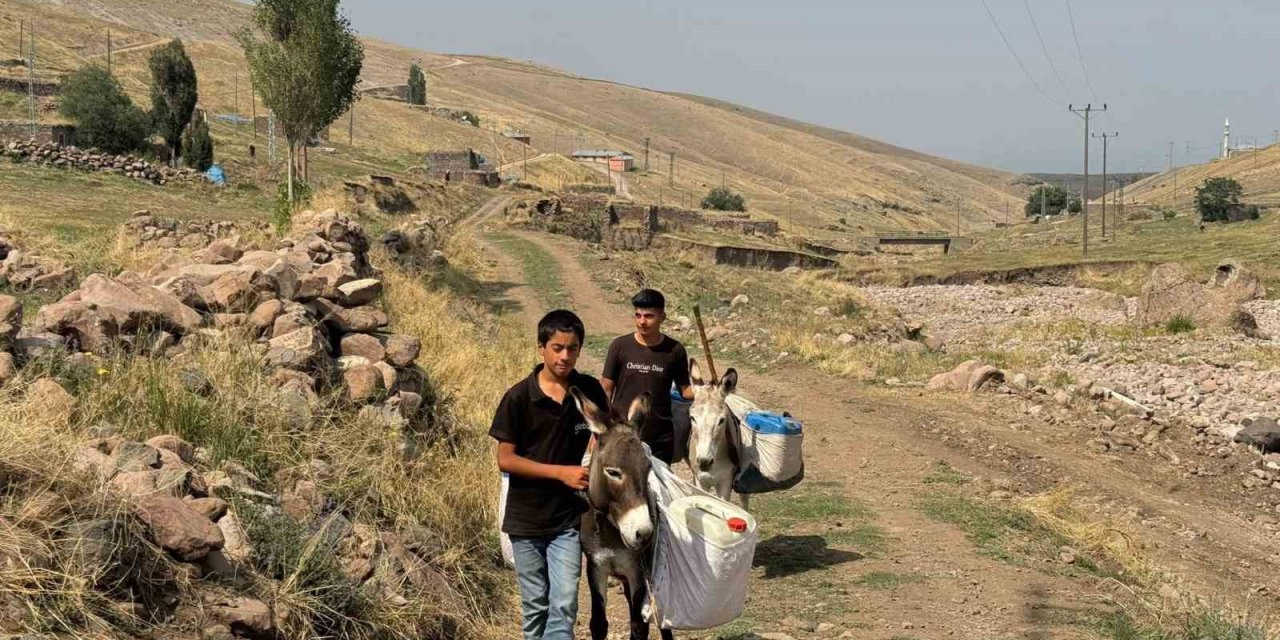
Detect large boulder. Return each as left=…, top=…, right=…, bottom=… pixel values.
left=926, top=360, right=1005, bottom=393
left=1236, top=417, right=1280, bottom=453
left=36, top=273, right=203, bottom=352
left=1136, top=261, right=1265, bottom=332
left=133, top=495, right=224, bottom=562
left=312, top=299, right=388, bottom=334
left=266, top=328, right=328, bottom=370
left=0, top=294, right=20, bottom=350
left=340, top=333, right=385, bottom=363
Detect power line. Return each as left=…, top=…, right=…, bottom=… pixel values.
left=1022, top=0, right=1069, bottom=96
left=1065, top=0, right=1113, bottom=130
left=980, top=0, right=1055, bottom=106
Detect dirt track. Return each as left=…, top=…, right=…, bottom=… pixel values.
left=474, top=223, right=1280, bottom=638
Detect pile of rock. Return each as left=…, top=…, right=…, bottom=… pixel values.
left=3, top=141, right=198, bottom=185
left=120, top=211, right=270, bottom=251
left=64, top=430, right=458, bottom=636
left=28, top=210, right=429, bottom=430
left=0, top=229, right=74, bottom=291
left=379, top=217, right=448, bottom=269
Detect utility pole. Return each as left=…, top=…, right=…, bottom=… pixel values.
left=1168, top=141, right=1178, bottom=203
left=106, top=29, right=112, bottom=75
left=233, top=72, right=239, bottom=117
left=1070, top=103, right=1105, bottom=257
left=1093, top=131, right=1117, bottom=238
left=18, top=20, right=23, bottom=60
left=27, top=21, right=35, bottom=138
left=251, top=84, right=257, bottom=139
left=643, top=137, right=650, bottom=172
left=668, top=151, right=675, bottom=187
left=1185, top=140, right=1190, bottom=167
left=522, top=141, right=527, bottom=180
left=348, top=103, right=354, bottom=145
left=1041, top=182, right=1047, bottom=218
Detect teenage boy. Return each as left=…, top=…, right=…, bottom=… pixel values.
left=602, top=289, right=693, bottom=464
left=491, top=309, right=608, bottom=640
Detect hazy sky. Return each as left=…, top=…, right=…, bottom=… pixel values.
left=342, top=1, right=1279, bottom=174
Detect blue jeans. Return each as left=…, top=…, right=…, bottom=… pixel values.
left=510, top=528, right=582, bottom=640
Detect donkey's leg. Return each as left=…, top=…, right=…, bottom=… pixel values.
left=585, top=560, right=610, bottom=640
left=737, top=492, right=750, bottom=512
left=623, top=574, right=652, bottom=640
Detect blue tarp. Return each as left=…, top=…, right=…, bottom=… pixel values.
left=205, top=164, right=226, bottom=186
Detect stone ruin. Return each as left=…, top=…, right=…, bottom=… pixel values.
left=4, top=140, right=198, bottom=186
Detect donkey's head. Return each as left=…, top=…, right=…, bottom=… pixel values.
left=688, top=358, right=738, bottom=473
left=569, top=388, right=655, bottom=550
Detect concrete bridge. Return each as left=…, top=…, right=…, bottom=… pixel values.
left=865, top=231, right=968, bottom=254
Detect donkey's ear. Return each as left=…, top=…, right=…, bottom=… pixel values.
left=689, top=358, right=704, bottom=386
left=627, top=392, right=652, bottom=428
left=569, top=387, right=608, bottom=435
left=720, top=368, right=738, bottom=395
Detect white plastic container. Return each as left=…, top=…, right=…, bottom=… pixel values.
left=498, top=472, right=515, bottom=568
left=649, top=457, right=758, bottom=630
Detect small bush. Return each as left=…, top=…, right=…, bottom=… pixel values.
left=182, top=119, right=214, bottom=171
left=834, top=295, right=863, bottom=318
left=1165, top=314, right=1196, bottom=334
left=459, top=110, right=480, bottom=127
left=274, top=179, right=313, bottom=233
left=701, top=187, right=747, bottom=212
left=1161, top=208, right=1178, bottom=221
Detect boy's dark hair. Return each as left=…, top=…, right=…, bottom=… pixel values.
left=537, top=309, right=585, bottom=346
left=631, top=288, right=666, bottom=311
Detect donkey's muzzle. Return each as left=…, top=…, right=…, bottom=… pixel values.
left=696, top=457, right=714, bottom=472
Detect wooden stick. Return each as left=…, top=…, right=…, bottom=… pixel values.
left=693, top=304, right=718, bottom=382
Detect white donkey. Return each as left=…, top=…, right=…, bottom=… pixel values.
left=686, top=358, right=749, bottom=510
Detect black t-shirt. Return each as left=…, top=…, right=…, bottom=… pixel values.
left=490, top=365, right=608, bottom=537
left=602, top=334, right=691, bottom=446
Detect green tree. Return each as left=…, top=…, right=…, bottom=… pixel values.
left=149, top=39, right=199, bottom=167
left=1024, top=184, right=1069, bottom=217
left=59, top=66, right=150, bottom=154
left=1195, top=177, right=1244, bottom=222
left=407, top=63, right=426, bottom=105
left=701, top=187, right=747, bottom=212
left=183, top=119, right=214, bottom=171
left=237, top=0, right=364, bottom=202
left=1067, top=197, right=1082, bottom=214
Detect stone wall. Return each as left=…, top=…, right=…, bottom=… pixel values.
left=3, top=140, right=197, bottom=186
left=362, top=85, right=409, bottom=101
left=0, top=121, right=75, bottom=146
left=0, top=76, right=59, bottom=97
left=654, top=236, right=838, bottom=271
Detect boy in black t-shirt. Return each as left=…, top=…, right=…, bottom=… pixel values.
left=602, top=289, right=693, bottom=464
left=490, top=310, right=607, bottom=640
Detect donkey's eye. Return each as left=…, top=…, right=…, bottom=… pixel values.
left=604, top=467, right=624, bottom=480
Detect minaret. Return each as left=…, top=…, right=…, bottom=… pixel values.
left=1223, top=118, right=1231, bottom=159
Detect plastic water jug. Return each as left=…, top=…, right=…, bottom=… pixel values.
left=669, top=496, right=755, bottom=547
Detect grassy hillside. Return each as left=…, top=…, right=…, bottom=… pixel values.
left=1119, top=144, right=1280, bottom=213
left=1, top=0, right=1028, bottom=237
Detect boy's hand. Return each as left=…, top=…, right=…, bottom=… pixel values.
left=560, top=466, right=589, bottom=490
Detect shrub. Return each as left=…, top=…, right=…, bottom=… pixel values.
left=59, top=66, right=150, bottom=154
left=274, top=178, right=312, bottom=233
left=182, top=119, right=214, bottom=171
left=701, top=187, right=747, bottom=212
left=1165, top=314, right=1196, bottom=334
left=1160, top=207, right=1178, bottom=221
left=459, top=110, right=480, bottom=127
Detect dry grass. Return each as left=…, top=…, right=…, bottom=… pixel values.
left=0, top=218, right=527, bottom=637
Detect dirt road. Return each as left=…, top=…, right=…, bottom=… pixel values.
left=475, top=224, right=1280, bottom=638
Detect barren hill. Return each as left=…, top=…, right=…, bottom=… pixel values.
left=1117, top=144, right=1280, bottom=213
left=3, top=0, right=1030, bottom=233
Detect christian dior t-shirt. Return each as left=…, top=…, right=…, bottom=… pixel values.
left=602, top=334, right=691, bottom=447
left=489, top=365, right=607, bottom=537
